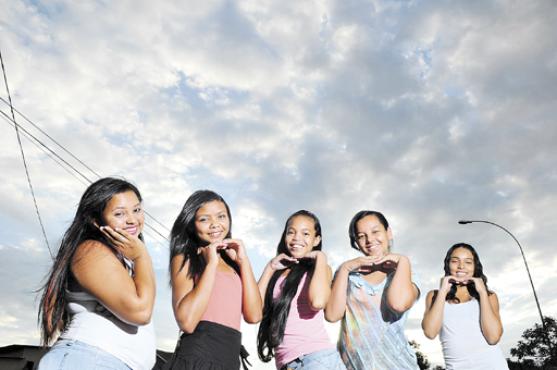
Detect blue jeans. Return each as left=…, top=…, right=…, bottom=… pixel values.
left=38, top=339, right=131, bottom=370
left=283, top=348, right=346, bottom=370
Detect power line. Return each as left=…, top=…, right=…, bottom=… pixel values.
left=0, top=96, right=102, bottom=180
left=1, top=49, right=53, bottom=258
left=0, top=101, right=170, bottom=241
left=0, top=111, right=91, bottom=187
left=0, top=109, right=93, bottom=183
left=0, top=97, right=171, bottom=235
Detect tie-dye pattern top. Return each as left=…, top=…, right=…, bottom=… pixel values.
left=338, top=271, right=420, bottom=370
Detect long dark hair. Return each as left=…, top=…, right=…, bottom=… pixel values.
left=38, top=177, right=143, bottom=345
left=348, top=210, right=389, bottom=251
left=257, top=210, right=322, bottom=362
left=442, top=242, right=492, bottom=303
left=169, top=190, right=237, bottom=280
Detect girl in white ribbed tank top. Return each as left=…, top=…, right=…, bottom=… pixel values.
left=421, top=243, right=508, bottom=370
left=38, top=178, right=156, bottom=370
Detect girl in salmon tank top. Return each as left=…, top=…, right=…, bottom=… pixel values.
left=167, top=190, right=262, bottom=370
left=257, top=210, right=345, bottom=370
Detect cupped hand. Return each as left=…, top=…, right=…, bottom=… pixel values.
left=442, top=275, right=481, bottom=293
left=99, top=225, right=147, bottom=261
left=220, top=238, right=247, bottom=264
left=369, top=253, right=401, bottom=273
left=342, top=254, right=400, bottom=274
left=269, top=253, right=298, bottom=271
left=439, top=276, right=457, bottom=294
left=373, top=253, right=402, bottom=264
left=342, top=256, right=375, bottom=273
left=197, top=241, right=222, bottom=265
left=305, top=250, right=326, bottom=261
left=469, top=277, right=488, bottom=295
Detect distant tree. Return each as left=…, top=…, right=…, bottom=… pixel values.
left=509, top=316, right=557, bottom=369
left=507, top=358, right=540, bottom=370
left=409, top=340, right=431, bottom=370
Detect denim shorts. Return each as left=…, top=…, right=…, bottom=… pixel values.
left=283, top=348, right=346, bottom=370
left=38, top=339, right=131, bottom=370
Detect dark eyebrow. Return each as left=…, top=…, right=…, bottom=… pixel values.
left=287, top=227, right=312, bottom=233
left=450, top=257, right=474, bottom=261
left=111, top=202, right=141, bottom=209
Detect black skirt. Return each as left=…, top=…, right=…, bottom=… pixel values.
left=168, top=321, right=249, bottom=370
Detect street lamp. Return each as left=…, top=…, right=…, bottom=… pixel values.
left=458, top=220, right=547, bottom=338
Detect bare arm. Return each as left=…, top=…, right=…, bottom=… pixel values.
left=325, top=265, right=349, bottom=322
left=306, top=251, right=332, bottom=310
left=474, top=279, right=503, bottom=344
left=223, top=239, right=262, bottom=323
left=421, top=286, right=447, bottom=339
left=258, top=253, right=297, bottom=308
left=325, top=255, right=376, bottom=322
left=71, top=236, right=155, bottom=326
left=385, top=255, right=419, bottom=313
left=258, top=263, right=276, bottom=307
left=171, top=244, right=219, bottom=334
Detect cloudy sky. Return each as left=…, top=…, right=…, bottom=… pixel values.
left=1, top=0, right=556, bottom=368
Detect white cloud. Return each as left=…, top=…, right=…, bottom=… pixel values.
left=1, top=1, right=556, bottom=369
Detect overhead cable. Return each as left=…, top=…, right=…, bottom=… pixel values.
left=1, top=48, right=53, bottom=258
left=0, top=105, right=170, bottom=241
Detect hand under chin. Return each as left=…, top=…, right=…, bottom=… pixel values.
left=449, top=278, right=475, bottom=286
left=359, top=260, right=398, bottom=274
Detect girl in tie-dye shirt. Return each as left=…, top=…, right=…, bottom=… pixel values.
left=326, top=210, right=420, bottom=370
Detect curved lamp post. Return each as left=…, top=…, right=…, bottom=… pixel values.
left=458, top=220, right=547, bottom=338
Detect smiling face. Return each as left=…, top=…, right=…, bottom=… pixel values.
left=284, top=215, right=321, bottom=259
left=355, top=215, right=392, bottom=258
left=448, top=247, right=475, bottom=279
left=194, top=200, right=230, bottom=244
left=101, top=190, right=144, bottom=236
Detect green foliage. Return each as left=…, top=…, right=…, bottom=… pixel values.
left=409, top=340, right=435, bottom=370
left=509, top=316, right=557, bottom=368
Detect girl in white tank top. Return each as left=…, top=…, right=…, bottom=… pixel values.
left=421, top=243, right=508, bottom=370
left=38, top=178, right=156, bottom=370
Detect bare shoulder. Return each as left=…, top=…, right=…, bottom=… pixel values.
left=171, top=254, right=189, bottom=275
left=425, top=290, right=437, bottom=306
left=398, top=254, right=410, bottom=262
left=488, top=291, right=500, bottom=305
left=72, top=240, right=118, bottom=269
left=70, top=240, right=130, bottom=295
left=170, top=254, right=195, bottom=307
left=170, top=254, right=194, bottom=286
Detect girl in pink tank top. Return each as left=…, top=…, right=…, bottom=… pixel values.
left=257, top=210, right=345, bottom=370
left=168, top=190, right=263, bottom=370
